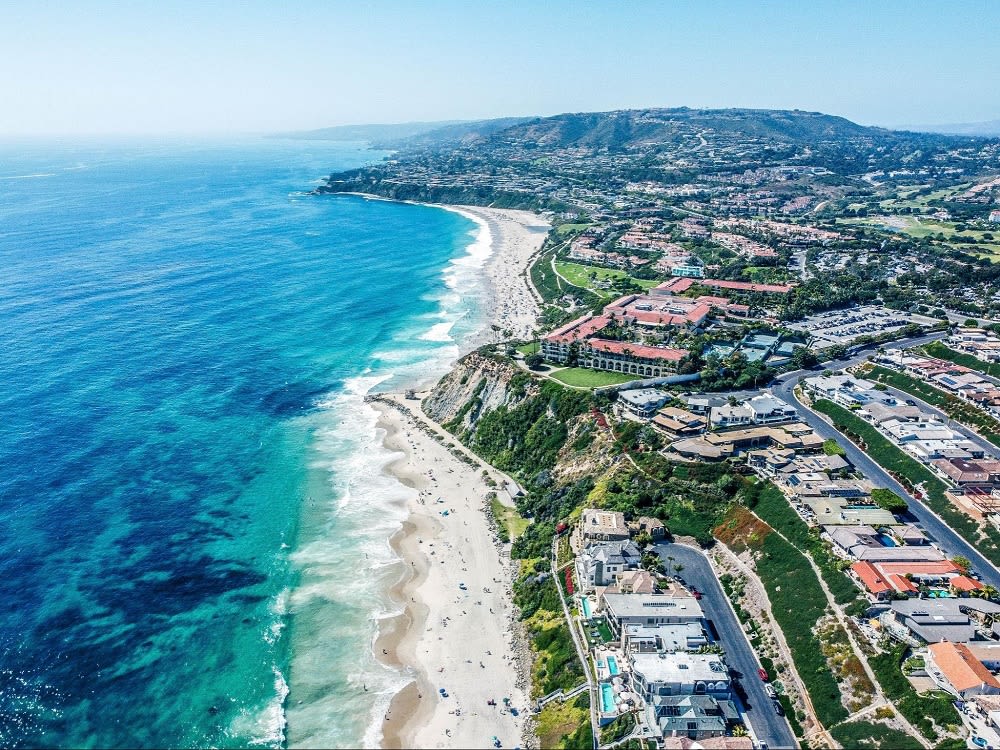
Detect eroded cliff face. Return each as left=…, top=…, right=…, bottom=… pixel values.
left=422, top=352, right=538, bottom=434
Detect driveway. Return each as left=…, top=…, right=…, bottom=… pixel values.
left=652, top=542, right=796, bottom=749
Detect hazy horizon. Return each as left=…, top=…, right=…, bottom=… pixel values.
left=2, top=1, right=998, bottom=137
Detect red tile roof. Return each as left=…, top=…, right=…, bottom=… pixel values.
left=952, top=575, right=985, bottom=592
left=702, top=279, right=793, bottom=294
left=656, top=278, right=695, bottom=293
left=587, top=339, right=687, bottom=361
left=852, top=561, right=892, bottom=595
left=543, top=315, right=610, bottom=344
left=875, top=560, right=961, bottom=577
left=929, top=641, right=1000, bottom=693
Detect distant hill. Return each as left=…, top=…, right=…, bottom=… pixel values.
left=903, top=120, right=1000, bottom=137
left=274, top=117, right=534, bottom=147
left=273, top=120, right=470, bottom=142
left=479, top=107, right=900, bottom=150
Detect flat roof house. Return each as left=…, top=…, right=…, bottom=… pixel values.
left=577, top=508, right=630, bottom=547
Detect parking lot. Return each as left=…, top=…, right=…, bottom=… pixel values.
left=787, top=305, right=937, bottom=348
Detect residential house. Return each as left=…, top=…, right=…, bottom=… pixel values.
left=651, top=406, right=708, bottom=440
left=648, top=694, right=741, bottom=742
left=578, top=508, right=630, bottom=546
left=618, top=388, right=671, bottom=419
left=575, top=540, right=642, bottom=591
left=927, top=641, right=1000, bottom=699
left=880, top=598, right=1000, bottom=644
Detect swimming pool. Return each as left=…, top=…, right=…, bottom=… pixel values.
left=601, top=683, right=615, bottom=713
left=608, top=656, right=620, bottom=676
left=581, top=597, right=592, bottom=619
left=876, top=533, right=897, bottom=547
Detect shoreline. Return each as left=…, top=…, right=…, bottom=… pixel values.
left=368, top=202, right=549, bottom=748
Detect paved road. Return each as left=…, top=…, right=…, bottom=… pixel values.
left=769, top=376, right=1000, bottom=590
left=652, top=543, right=796, bottom=749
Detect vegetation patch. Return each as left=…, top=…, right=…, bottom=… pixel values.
left=868, top=641, right=960, bottom=741
left=713, top=504, right=772, bottom=553
left=513, top=574, right=586, bottom=697
left=491, top=496, right=530, bottom=541
left=813, top=398, right=1000, bottom=564
left=535, top=693, right=593, bottom=750
left=816, top=617, right=875, bottom=712
left=829, top=720, right=922, bottom=750
left=745, top=482, right=859, bottom=605
left=732, top=520, right=850, bottom=728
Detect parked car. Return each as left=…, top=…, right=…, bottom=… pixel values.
left=764, top=684, right=776, bottom=699
left=758, top=667, right=768, bottom=681
left=772, top=699, right=784, bottom=716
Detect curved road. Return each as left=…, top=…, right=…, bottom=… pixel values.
left=652, top=542, right=796, bottom=749
left=770, top=376, right=1000, bottom=589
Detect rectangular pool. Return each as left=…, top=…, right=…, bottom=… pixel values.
left=581, top=597, right=592, bottom=619
left=601, top=683, right=615, bottom=713
left=608, top=655, right=620, bottom=676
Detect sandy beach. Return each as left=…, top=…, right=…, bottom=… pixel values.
left=445, top=206, right=548, bottom=343
left=370, top=205, right=548, bottom=748
left=372, top=396, right=532, bottom=749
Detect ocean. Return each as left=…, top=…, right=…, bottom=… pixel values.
left=0, top=138, right=489, bottom=748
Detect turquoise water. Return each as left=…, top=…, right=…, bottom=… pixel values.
left=600, top=683, right=614, bottom=713
left=876, top=533, right=897, bottom=547
left=607, top=656, right=620, bottom=676
left=0, top=138, right=488, bottom=747
left=581, top=597, right=592, bottom=619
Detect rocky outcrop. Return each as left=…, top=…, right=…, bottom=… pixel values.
left=422, top=351, right=537, bottom=434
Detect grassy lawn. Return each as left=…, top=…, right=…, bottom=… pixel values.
left=923, top=340, right=1000, bottom=378
left=812, top=398, right=1000, bottom=565
left=554, top=222, right=591, bottom=236
left=841, top=214, right=994, bottom=240
left=865, top=364, right=1000, bottom=445
left=517, top=341, right=540, bottom=355
left=491, top=497, right=530, bottom=540
left=554, top=260, right=660, bottom=294
left=549, top=367, right=637, bottom=388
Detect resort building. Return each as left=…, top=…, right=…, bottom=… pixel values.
left=540, top=313, right=689, bottom=378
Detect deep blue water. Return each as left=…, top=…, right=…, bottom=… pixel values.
left=0, top=139, right=482, bottom=748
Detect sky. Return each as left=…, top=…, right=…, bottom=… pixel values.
left=1, top=1, right=998, bottom=136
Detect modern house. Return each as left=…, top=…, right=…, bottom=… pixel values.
left=575, top=540, right=642, bottom=591
left=617, top=388, right=671, bottom=419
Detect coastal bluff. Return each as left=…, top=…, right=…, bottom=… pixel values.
left=422, top=351, right=535, bottom=434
